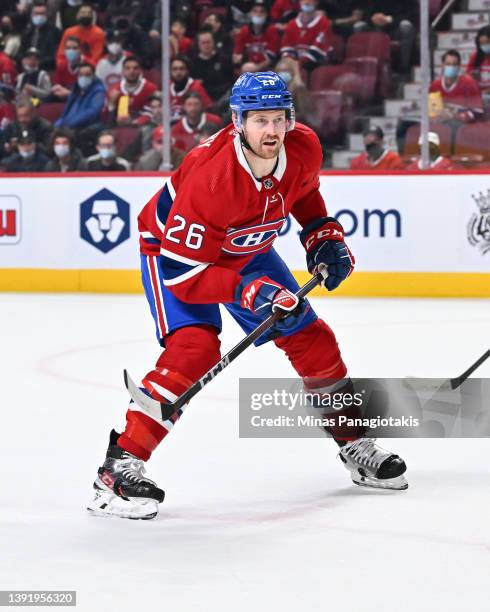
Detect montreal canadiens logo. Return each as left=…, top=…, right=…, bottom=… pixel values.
left=222, top=218, right=286, bottom=255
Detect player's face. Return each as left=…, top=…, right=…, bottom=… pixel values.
left=243, top=110, right=287, bottom=159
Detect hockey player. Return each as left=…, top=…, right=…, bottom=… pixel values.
left=88, top=72, right=408, bottom=520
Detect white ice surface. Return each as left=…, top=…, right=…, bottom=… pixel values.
left=1, top=293, right=489, bottom=611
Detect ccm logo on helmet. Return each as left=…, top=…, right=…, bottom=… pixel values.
left=261, top=94, right=282, bottom=99
left=222, top=219, right=285, bottom=255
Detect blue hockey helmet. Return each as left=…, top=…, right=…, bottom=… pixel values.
left=229, top=71, right=295, bottom=131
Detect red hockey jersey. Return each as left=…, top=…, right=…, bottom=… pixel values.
left=429, top=74, right=483, bottom=113
left=466, top=51, right=490, bottom=91
left=138, top=123, right=327, bottom=305
left=0, top=51, right=17, bottom=87
left=280, top=14, right=332, bottom=64
left=233, top=24, right=280, bottom=64
left=108, top=78, right=158, bottom=116
left=170, top=112, right=223, bottom=153
left=170, top=78, right=212, bottom=121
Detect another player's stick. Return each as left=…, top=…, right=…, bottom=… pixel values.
left=403, top=349, right=490, bottom=393
left=124, top=273, right=323, bottom=424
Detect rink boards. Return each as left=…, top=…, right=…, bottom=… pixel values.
left=0, top=171, right=489, bottom=297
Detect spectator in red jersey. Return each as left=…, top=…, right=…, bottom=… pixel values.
left=20, top=0, right=62, bottom=71
left=108, top=56, right=157, bottom=126
left=52, top=36, right=87, bottom=100
left=96, top=32, right=129, bottom=90
left=467, top=26, right=490, bottom=112
left=56, top=4, right=106, bottom=66
left=350, top=125, right=403, bottom=171
left=280, top=0, right=332, bottom=69
left=201, top=11, right=234, bottom=59
left=191, top=29, right=234, bottom=102
left=16, top=47, right=52, bottom=101
left=166, top=18, right=193, bottom=57
left=171, top=92, right=222, bottom=153
left=270, top=0, right=301, bottom=29
left=405, top=132, right=454, bottom=171
left=233, top=2, right=280, bottom=72
left=135, top=125, right=186, bottom=171
left=170, top=55, right=212, bottom=121
left=0, top=50, right=17, bottom=89
left=430, top=50, right=483, bottom=123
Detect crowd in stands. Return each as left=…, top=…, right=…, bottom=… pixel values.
left=0, top=1, right=489, bottom=172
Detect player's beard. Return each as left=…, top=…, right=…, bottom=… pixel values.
left=244, top=131, right=283, bottom=160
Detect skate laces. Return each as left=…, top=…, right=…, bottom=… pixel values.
left=119, top=452, right=151, bottom=484
left=341, top=438, right=391, bottom=469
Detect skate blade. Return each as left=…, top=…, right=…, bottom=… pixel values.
left=352, top=473, right=408, bottom=491
left=87, top=488, right=159, bottom=520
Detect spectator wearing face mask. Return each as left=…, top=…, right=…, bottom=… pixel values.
left=107, top=12, right=152, bottom=68
left=45, top=127, right=87, bottom=171
left=274, top=56, right=313, bottom=123
left=56, top=4, right=106, bottom=65
left=52, top=36, right=87, bottom=99
left=280, top=0, right=332, bottom=69
left=467, top=25, right=490, bottom=110
left=59, top=0, right=85, bottom=30
left=20, top=1, right=62, bottom=71
left=96, top=33, right=130, bottom=90
left=429, top=49, right=483, bottom=123
left=16, top=48, right=52, bottom=101
left=135, top=125, right=185, bottom=171
left=233, top=2, right=280, bottom=72
left=170, top=55, right=212, bottom=121
left=4, top=128, right=49, bottom=172
left=350, top=125, right=403, bottom=171
left=87, top=130, right=131, bottom=171
left=55, top=62, right=106, bottom=129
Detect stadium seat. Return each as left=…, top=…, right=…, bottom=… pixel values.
left=309, top=90, right=343, bottom=142
left=454, top=122, right=490, bottom=161
left=346, top=32, right=391, bottom=63
left=344, top=57, right=378, bottom=103
left=403, top=123, right=452, bottom=157
left=37, top=102, right=65, bottom=124
left=329, top=33, right=345, bottom=65
left=114, top=126, right=142, bottom=162
left=143, top=67, right=162, bottom=89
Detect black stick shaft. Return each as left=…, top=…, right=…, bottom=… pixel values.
left=160, top=274, right=322, bottom=419
left=451, top=349, right=490, bottom=389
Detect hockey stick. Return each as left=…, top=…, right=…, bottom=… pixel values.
left=124, top=273, right=323, bottom=424
left=403, top=349, right=490, bottom=393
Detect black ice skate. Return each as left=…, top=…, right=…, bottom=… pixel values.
left=87, top=430, right=165, bottom=520
left=339, top=438, right=408, bottom=490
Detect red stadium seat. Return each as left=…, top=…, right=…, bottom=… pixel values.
left=143, top=67, right=162, bottom=89
left=346, top=32, right=391, bottom=62
left=329, top=33, right=345, bottom=64
left=113, top=126, right=142, bottom=162
left=403, top=123, right=452, bottom=157
left=454, top=122, right=490, bottom=161
left=309, top=90, right=343, bottom=141
left=37, top=102, right=65, bottom=124
left=344, top=57, right=378, bottom=103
